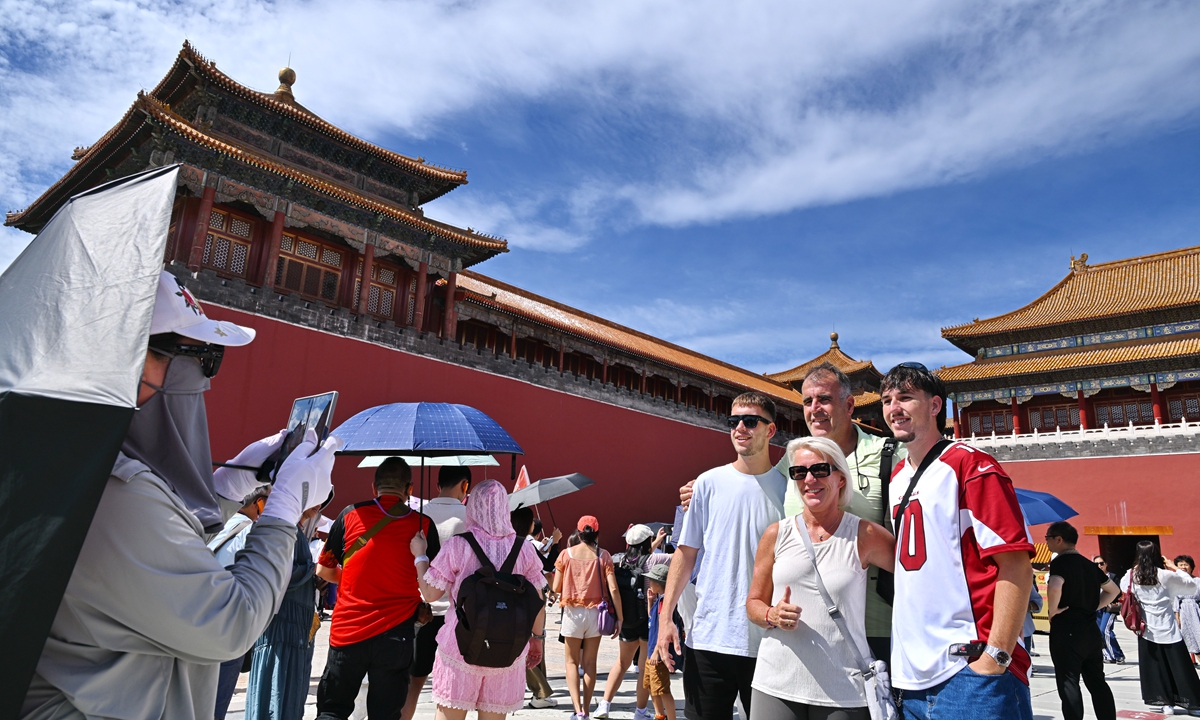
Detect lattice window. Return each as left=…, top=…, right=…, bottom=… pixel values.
left=1167, top=394, right=1200, bottom=421
left=970, top=409, right=1013, bottom=434
left=200, top=207, right=254, bottom=279
left=357, top=259, right=403, bottom=321
left=367, top=285, right=381, bottom=314
left=229, top=217, right=252, bottom=238
left=274, top=232, right=344, bottom=304
left=1027, top=403, right=1081, bottom=431
left=379, top=268, right=396, bottom=285
left=1095, top=398, right=1155, bottom=426
left=407, top=277, right=418, bottom=325
left=297, top=241, right=319, bottom=261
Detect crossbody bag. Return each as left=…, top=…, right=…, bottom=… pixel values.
left=795, top=516, right=897, bottom=720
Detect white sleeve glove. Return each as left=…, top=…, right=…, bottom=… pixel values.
left=261, top=430, right=342, bottom=525
left=212, top=429, right=288, bottom=502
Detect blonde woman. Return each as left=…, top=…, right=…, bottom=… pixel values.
left=745, top=436, right=895, bottom=720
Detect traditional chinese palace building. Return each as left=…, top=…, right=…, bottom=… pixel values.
left=766, top=332, right=887, bottom=431
left=6, top=43, right=807, bottom=540
left=938, top=248, right=1200, bottom=570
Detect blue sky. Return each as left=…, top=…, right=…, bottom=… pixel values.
left=3, top=0, right=1199, bottom=374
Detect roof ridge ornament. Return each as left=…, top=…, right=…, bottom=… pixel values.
left=1070, top=253, right=1089, bottom=273
left=830, top=331, right=840, bottom=348
left=275, top=67, right=296, bottom=104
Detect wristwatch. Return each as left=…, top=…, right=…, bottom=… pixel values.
left=984, top=645, right=1012, bottom=668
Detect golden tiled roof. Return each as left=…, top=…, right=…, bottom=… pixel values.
left=943, top=247, right=1200, bottom=340
left=936, top=335, right=1200, bottom=382
left=160, top=42, right=467, bottom=186
left=8, top=94, right=506, bottom=253
left=854, top=391, right=881, bottom=408
left=458, top=272, right=804, bottom=407
left=766, top=333, right=880, bottom=384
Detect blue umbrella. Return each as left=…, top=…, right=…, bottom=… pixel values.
left=333, top=402, right=524, bottom=457
left=1015, top=488, right=1078, bottom=526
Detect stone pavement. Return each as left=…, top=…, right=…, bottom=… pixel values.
left=224, top=613, right=1182, bottom=720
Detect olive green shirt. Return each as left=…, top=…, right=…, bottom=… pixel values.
left=775, top=426, right=906, bottom=639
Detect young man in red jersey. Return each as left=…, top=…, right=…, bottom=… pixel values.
left=882, top=363, right=1034, bottom=720
left=316, top=458, right=440, bottom=720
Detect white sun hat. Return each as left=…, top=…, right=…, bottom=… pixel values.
left=149, top=270, right=255, bottom=346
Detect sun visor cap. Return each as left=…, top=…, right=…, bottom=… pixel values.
left=149, top=271, right=255, bottom=346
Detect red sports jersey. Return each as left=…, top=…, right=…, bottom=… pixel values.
left=889, top=442, right=1034, bottom=690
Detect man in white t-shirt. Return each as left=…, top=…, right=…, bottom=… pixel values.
left=656, top=392, right=785, bottom=720
left=400, top=466, right=470, bottom=720
left=882, top=363, right=1034, bottom=720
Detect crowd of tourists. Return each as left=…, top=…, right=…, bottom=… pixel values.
left=19, top=269, right=1200, bottom=720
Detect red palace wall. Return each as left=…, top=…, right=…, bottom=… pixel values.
left=204, top=306, right=785, bottom=549
left=1003, top=454, right=1200, bottom=560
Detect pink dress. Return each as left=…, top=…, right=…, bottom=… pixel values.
left=424, top=530, right=545, bottom=713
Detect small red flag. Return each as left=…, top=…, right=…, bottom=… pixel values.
left=513, top=465, right=531, bottom=491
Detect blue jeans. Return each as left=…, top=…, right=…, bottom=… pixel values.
left=901, top=666, right=1033, bottom=720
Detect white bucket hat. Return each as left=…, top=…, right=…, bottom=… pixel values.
left=149, top=270, right=255, bottom=346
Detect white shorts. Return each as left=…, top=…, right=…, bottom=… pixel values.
left=561, top=606, right=602, bottom=639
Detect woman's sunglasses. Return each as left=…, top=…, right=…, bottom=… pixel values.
left=788, top=463, right=833, bottom=480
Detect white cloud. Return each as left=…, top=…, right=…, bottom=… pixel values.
left=2, top=0, right=1198, bottom=256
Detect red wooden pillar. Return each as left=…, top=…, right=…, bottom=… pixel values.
left=952, top=401, right=962, bottom=439
left=413, top=261, right=428, bottom=331
left=602, top=359, right=609, bottom=384
left=640, top=369, right=647, bottom=394
left=262, top=209, right=285, bottom=288
left=186, top=185, right=216, bottom=271
left=1077, top=390, right=1090, bottom=430
left=510, top=323, right=518, bottom=359
left=557, top=343, right=564, bottom=372
left=442, top=271, right=458, bottom=338
left=709, top=387, right=714, bottom=412
left=1151, top=382, right=1164, bottom=424
left=356, top=243, right=375, bottom=315
left=1010, top=397, right=1022, bottom=434
left=676, top=380, right=682, bottom=403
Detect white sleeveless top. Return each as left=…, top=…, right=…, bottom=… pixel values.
left=751, top=512, right=870, bottom=708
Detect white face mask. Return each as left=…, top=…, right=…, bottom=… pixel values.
left=122, top=355, right=221, bottom=531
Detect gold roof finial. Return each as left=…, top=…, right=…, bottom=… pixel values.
left=830, top=331, right=840, bottom=348
left=275, top=66, right=296, bottom=103
left=1070, top=253, right=1089, bottom=273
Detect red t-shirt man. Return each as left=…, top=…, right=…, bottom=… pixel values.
left=319, top=496, right=440, bottom=647
left=314, top=458, right=441, bottom=719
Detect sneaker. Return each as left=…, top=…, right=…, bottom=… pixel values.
left=633, top=708, right=653, bottom=720
left=594, top=700, right=611, bottom=719
left=530, top=697, right=558, bottom=709
left=1187, top=708, right=1200, bottom=717
left=1158, top=706, right=1175, bottom=715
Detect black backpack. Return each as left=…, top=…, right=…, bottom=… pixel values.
left=614, top=553, right=649, bottom=625
left=454, top=533, right=545, bottom=668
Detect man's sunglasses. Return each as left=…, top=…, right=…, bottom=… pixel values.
left=788, top=463, right=833, bottom=480
left=898, top=361, right=929, bottom=372
left=149, top=338, right=226, bottom=378
left=727, top=414, right=772, bottom=430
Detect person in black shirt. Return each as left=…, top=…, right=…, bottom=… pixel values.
left=1046, top=521, right=1121, bottom=720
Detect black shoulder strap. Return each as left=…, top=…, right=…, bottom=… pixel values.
left=879, top=438, right=898, bottom=483
left=892, top=438, right=951, bottom=536
left=499, top=537, right=525, bottom=575
left=458, top=532, right=496, bottom=573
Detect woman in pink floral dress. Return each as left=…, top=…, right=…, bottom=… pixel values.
left=411, top=480, right=547, bottom=720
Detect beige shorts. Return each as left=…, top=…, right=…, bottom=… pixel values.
left=561, top=606, right=602, bottom=639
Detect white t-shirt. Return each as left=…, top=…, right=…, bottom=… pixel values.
left=1121, top=568, right=1200, bottom=644
left=678, top=463, right=785, bottom=657
left=421, top=497, right=468, bottom=617
left=889, top=442, right=1035, bottom=690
